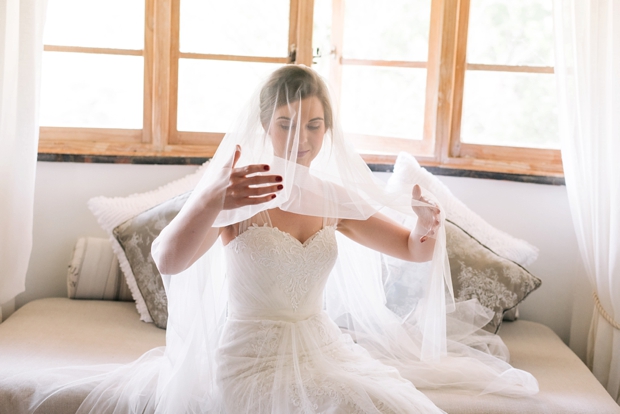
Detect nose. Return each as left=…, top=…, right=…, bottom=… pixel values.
left=298, top=125, right=309, bottom=146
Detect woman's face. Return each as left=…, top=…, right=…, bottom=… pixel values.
left=267, top=96, right=326, bottom=167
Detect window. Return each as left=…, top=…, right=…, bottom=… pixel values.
left=39, top=0, right=561, bottom=177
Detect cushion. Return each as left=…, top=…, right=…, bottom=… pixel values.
left=383, top=220, right=541, bottom=333
left=88, top=162, right=209, bottom=323
left=67, top=237, right=133, bottom=301
left=113, top=192, right=190, bottom=328
left=445, top=220, right=541, bottom=333
left=388, top=152, right=539, bottom=267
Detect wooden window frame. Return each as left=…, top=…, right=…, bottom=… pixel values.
left=38, top=0, right=316, bottom=158
left=431, top=0, right=562, bottom=177
left=38, top=0, right=563, bottom=178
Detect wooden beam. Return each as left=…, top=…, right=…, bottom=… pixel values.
left=151, top=0, right=173, bottom=150
left=466, top=63, right=554, bottom=74
left=37, top=141, right=219, bottom=158
left=43, top=45, right=142, bottom=56
left=295, top=0, right=315, bottom=65
left=168, top=0, right=180, bottom=144
left=175, top=131, right=225, bottom=146
left=448, top=0, right=469, bottom=158
left=143, top=0, right=155, bottom=144
left=424, top=0, right=462, bottom=161
left=288, top=0, right=299, bottom=62
left=341, top=59, right=427, bottom=69
left=39, top=127, right=143, bottom=143
left=178, top=52, right=288, bottom=63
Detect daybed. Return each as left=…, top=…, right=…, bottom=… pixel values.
left=0, top=297, right=618, bottom=413
left=2, top=155, right=618, bottom=413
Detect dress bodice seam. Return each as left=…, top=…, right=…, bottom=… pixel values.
left=227, top=222, right=336, bottom=249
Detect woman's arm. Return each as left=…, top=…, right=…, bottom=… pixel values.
left=152, top=146, right=283, bottom=275
left=337, top=185, right=441, bottom=262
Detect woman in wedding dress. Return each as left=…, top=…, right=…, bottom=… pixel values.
left=25, top=64, right=538, bottom=413
left=144, top=64, right=537, bottom=413
left=152, top=64, right=446, bottom=413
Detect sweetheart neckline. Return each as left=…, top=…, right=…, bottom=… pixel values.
left=228, top=224, right=335, bottom=248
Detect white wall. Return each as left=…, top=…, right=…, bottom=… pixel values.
left=15, top=161, right=593, bottom=360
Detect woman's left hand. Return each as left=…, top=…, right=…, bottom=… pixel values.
left=411, top=184, right=441, bottom=243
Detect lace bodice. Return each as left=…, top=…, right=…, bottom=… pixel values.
left=225, top=223, right=338, bottom=321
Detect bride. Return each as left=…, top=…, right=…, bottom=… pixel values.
left=146, top=64, right=538, bottom=413
left=29, top=64, right=538, bottom=413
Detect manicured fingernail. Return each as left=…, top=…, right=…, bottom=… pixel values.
left=271, top=194, right=276, bottom=199
left=264, top=165, right=270, bottom=171
left=275, top=176, right=283, bottom=182
left=277, top=185, right=283, bottom=190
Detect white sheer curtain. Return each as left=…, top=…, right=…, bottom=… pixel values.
left=0, top=0, right=47, bottom=319
left=554, top=0, right=620, bottom=403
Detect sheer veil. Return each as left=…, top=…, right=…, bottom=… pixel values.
left=26, top=65, right=537, bottom=413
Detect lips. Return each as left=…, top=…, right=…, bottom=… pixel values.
left=296, top=150, right=310, bottom=157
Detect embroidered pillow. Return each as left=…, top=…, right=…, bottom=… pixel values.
left=445, top=220, right=541, bottom=333
left=88, top=161, right=209, bottom=323
left=113, top=192, right=190, bottom=329
left=382, top=216, right=541, bottom=333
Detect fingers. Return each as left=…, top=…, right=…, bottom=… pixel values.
left=232, top=163, right=274, bottom=177
left=411, top=185, right=442, bottom=243
left=245, top=184, right=284, bottom=197
left=230, top=145, right=241, bottom=169
left=242, top=194, right=278, bottom=205
left=412, top=184, right=422, bottom=200
left=224, top=158, right=284, bottom=209
left=420, top=208, right=441, bottom=243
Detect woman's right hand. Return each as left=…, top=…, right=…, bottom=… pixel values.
left=222, top=145, right=283, bottom=210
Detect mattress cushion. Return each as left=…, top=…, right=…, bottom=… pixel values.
left=0, top=298, right=618, bottom=414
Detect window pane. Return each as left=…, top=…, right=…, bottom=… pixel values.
left=460, top=71, right=558, bottom=148
left=44, top=0, right=144, bottom=50
left=177, top=60, right=282, bottom=132
left=340, top=66, right=426, bottom=140
left=467, top=0, right=554, bottom=66
left=180, top=0, right=289, bottom=57
left=312, top=0, right=332, bottom=76
left=40, top=52, right=144, bottom=128
left=343, top=0, right=430, bottom=61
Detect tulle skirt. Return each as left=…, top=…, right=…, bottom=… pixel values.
left=216, top=311, right=444, bottom=413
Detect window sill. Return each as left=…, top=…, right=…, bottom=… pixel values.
left=37, top=153, right=565, bottom=186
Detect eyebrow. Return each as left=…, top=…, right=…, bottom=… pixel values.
left=275, top=116, right=324, bottom=122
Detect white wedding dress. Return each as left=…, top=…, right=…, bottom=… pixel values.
left=216, top=211, right=444, bottom=413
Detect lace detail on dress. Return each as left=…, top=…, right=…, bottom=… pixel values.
left=244, top=320, right=282, bottom=357
left=230, top=224, right=338, bottom=311
left=291, top=375, right=367, bottom=414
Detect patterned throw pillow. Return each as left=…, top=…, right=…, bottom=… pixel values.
left=113, top=192, right=190, bottom=329
left=445, top=220, right=541, bottom=333
left=88, top=161, right=209, bottom=323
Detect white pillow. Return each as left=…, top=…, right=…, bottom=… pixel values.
left=88, top=162, right=209, bottom=322
left=67, top=237, right=133, bottom=301
left=387, top=152, right=539, bottom=267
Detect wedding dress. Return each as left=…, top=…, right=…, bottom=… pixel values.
left=216, top=211, right=444, bottom=413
